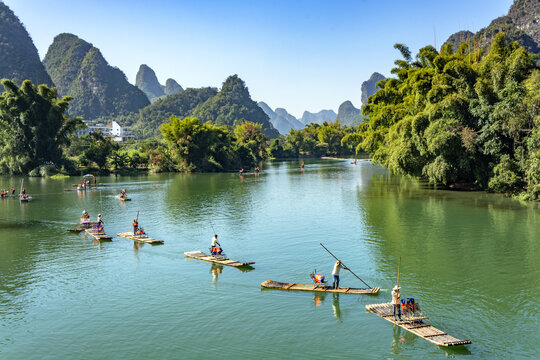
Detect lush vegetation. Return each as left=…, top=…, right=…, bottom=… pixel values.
left=135, top=87, right=218, bottom=137
left=191, top=75, right=279, bottom=138
left=159, top=117, right=268, bottom=172
left=269, top=121, right=357, bottom=158
left=351, top=33, right=540, bottom=199
left=0, top=80, right=80, bottom=174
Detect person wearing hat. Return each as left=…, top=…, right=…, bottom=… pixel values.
left=392, top=285, right=402, bottom=321
left=332, top=260, right=348, bottom=289
left=82, top=210, right=90, bottom=219
left=97, top=214, right=103, bottom=227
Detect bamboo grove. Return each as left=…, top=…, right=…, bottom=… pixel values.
left=354, top=33, right=540, bottom=199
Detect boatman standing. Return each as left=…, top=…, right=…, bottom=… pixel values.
left=332, top=260, right=348, bottom=289
left=97, top=214, right=103, bottom=227
left=392, top=285, right=402, bottom=321
left=211, top=234, right=222, bottom=255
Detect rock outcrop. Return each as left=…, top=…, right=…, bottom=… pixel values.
left=336, top=100, right=362, bottom=126
left=361, top=72, right=386, bottom=105
left=445, top=0, right=540, bottom=56
left=0, top=3, right=53, bottom=88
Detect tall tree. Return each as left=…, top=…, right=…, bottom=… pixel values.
left=0, top=80, right=81, bottom=174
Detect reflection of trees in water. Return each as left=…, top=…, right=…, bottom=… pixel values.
left=163, top=173, right=254, bottom=229
left=0, top=220, right=39, bottom=320
left=358, top=171, right=540, bottom=298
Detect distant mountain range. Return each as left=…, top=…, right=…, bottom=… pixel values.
left=135, top=64, right=183, bottom=102
left=445, top=0, right=540, bottom=56
left=257, top=102, right=304, bottom=134
left=2, top=0, right=535, bottom=138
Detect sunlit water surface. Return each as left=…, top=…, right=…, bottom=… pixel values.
left=0, top=160, right=538, bottom=359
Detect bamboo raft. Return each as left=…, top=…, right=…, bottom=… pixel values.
left=117, top=232, right=163, bottom=244
left=366, top=302, right=471, bottom=347
left=116, top=195, right=131, bottom=201
left=261, top=280, right=379, bottom=294
left=67, top=222, right=98, bottom=232
left=85, top=228, right=112, bottom=241
left=184, top=251, right=254, bottom=268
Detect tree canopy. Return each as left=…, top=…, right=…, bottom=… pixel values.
left=0, top=79, right=81, bottom=174
left=354, top=33, right=540, bottom=198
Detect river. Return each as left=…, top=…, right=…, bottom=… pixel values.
left=0, top=159, right=538, bottom=359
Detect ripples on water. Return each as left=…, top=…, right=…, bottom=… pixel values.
left=0, top=160, right=539, bottom=359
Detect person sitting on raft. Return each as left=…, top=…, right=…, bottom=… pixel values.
left=82, top=210, right=90, bottom=219
left=332, top=260, right=348, bottom=289
left=310, top=271, right=326, bottom=284
left=392, top=285, right=402, bottom=321
left=210, top=234, right=222, bottom=255
left=120, top=189, right=127, bottom=198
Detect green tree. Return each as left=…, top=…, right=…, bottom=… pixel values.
left=0, top=79, right=81, bottom=174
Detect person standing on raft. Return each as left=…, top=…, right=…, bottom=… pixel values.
left=211, top=234, right=222, bottom=255
left=132, top=219, right=139, bottom=234
left=332, top=260, right=348, bottom=289
left=392, top=285, right=402, bottom=321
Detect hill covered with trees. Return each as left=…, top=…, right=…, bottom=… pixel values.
left=0, top=3, right=53, bottom=88
left=191, top=75, right=279, bottom=138
left=135, top=87, right=218, bottom=137
left=43, top=33, right=150, bottom=119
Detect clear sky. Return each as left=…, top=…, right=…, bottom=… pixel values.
left=5, top=0, right=513, bottom=118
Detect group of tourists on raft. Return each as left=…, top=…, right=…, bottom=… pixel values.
left=1, top=187, right=28, bottom=199
left=309, top=259, right=348, bottom=289
left=81, top=211, right=103, bottom=232
left=132, top=218, right=146, bottom=236
left=238, top=167, right=260, bottom=175
left=78, top=177, right=97, bottom=190
left=0, top=187, right=15, bottom=197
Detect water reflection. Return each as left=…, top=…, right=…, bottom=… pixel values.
left=313, top=292, right=326, bottom=307
left=210, top=263, right=224, bottom=288
left=332, top=293, right=342, bottom=321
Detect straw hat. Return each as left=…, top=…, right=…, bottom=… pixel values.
left=393, top=285, right=400, bottom=291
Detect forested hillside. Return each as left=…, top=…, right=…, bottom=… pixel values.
left=0, top=3, right=53, bottom=88
left=191, top=75, right=279, bottom=138
left=43, top=33, right=149, bottom=119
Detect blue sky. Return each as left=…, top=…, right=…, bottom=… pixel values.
left=5, top=0, right=513, bottom=117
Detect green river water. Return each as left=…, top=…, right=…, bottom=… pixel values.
left=0, top=159, right=538, bottom=359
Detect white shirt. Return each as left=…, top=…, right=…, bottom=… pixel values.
left=211, top=236, right=218, bottom=246
left=391, top=289, right=400, bottom=305
left=332, top=261, right=343, bottom=276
